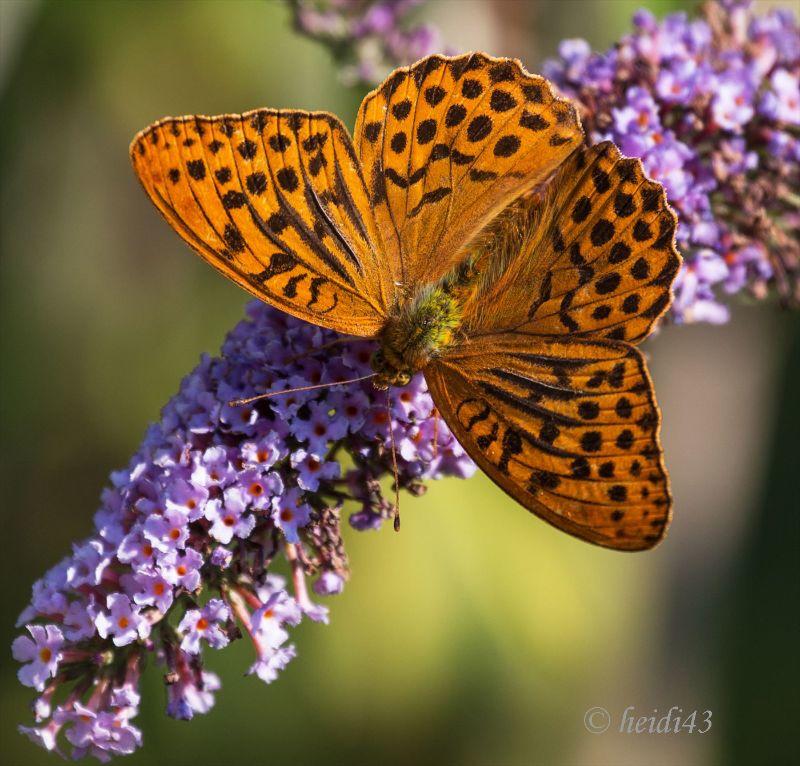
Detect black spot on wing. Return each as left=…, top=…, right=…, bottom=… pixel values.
left=424, top=85, right=446, bottom=106
left=469, top=169, right=498, bottom=182
left=238, top=139, right=258, bottom=159
left=467, top=115, right=492, bottom=142
left=445, top=104, right=467, bottom=127
left=282, top=273, right=307, bottom=298
left=416, top=119, right=437, bottom=145
left=490, top=90, right=517, bottom=112
left=249, top=251, right=296, bottom=283
left=306, top=276, right=326, bottom=308
left=384, top=168, right=408, bottom=189
left=451, top=149, right=475, bottom=165
left=246, top=172, right=268, bottom=195
left=520, top=111, right=549, bottom=131
left=186, top=159, right=206, bottom=180
left=408, top=187, right=451, bottom=218
left=497, top=427, right=523, bottom=474
left=222, top=223, right=245, bottom=254
left=489, top=62, right=515, bottom=83
left=494, top=135, right=521, bottom=157
left=462, top=79, right=483, bottom=98
left=392, top=99, right=412, bottom=120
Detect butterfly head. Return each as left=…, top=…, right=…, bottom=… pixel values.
left=371, top=286, right=461, bottom=390
left=369, top=351, right=411, bottom=390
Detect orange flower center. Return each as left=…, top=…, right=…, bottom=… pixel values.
left=177, top=564, right=187, bottom=576
left=117, top=616, right=130, bottom=629
left=223, top=515, right=235, bottom=527
left=249, top=483, right=264, bottom=496
left=280, top=509, right=294, bottom=522
left=39, top=648, right=52, bottom=663
left=196, top=617, right=209, bottom=631
left=154, top=582, right=165, bottom=596
left=169, top=528, right=181, bottom=541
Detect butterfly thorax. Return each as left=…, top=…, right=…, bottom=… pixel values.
left=371, top=286, right=462, bottom=389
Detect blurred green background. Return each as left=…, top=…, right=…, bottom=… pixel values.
left=1, top=1, right=798, bottom=764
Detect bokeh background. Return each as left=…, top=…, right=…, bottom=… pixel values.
left=1, top=1, right=798, bottom=764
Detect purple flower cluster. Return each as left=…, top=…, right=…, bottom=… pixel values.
left=544, top=0, right=800, bottom=323
left=289, top=0, right=446, bottom=86
left=13, top=302, right=474, bottom=760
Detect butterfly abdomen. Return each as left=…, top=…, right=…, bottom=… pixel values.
left=372, top=287, right=461, bottom=387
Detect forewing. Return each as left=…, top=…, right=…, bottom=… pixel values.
left=425, top=333, right=671, bottom=551
left=131, top=110, right=392, bottom=336
left=461, top=141, right=681, bottom=344
left=354, top=53, right=583, bottom=290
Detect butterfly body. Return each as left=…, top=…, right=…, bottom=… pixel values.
left=131, top=53, right=680, bottom=551
left=372, top=285, right=462, bottom=388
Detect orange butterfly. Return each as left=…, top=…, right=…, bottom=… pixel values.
left=130, top=53, right=680, bottom=551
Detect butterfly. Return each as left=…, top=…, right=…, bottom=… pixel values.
left=130, top=53, right=680, bottom=551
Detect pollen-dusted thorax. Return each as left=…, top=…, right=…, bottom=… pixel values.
left=371, top=287, right=462, bottom=389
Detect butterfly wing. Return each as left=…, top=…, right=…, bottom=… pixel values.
left=425, top=335, right=671, bottom=551
left=425, top=141, right=679, bottom=550
left=130, top=110, right=392, bottom=337
left=460, top=141, right=681, bottom=343
left=354, top=53, right=583, bottom=291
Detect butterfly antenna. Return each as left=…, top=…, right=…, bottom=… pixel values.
left=386, top=389, right=401, bottom=532
left=229, top=373, right=376, bottom=407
